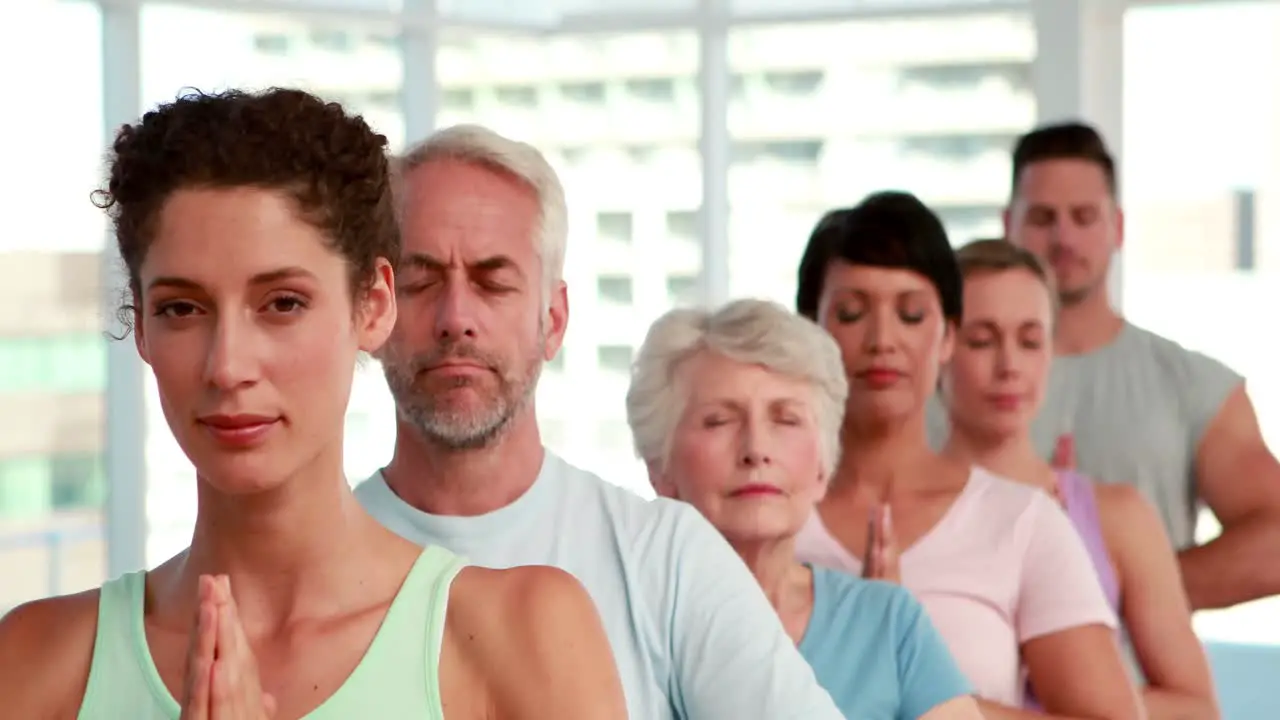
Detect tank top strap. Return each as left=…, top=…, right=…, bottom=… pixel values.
left=78, top=571, right=172, bottom=719
left=311, top=544, right=466, bottom=720
left=1055, top=470, right=1121, bottom=610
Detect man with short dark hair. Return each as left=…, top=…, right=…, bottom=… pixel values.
left=934, top=121, right=1280, bottom=611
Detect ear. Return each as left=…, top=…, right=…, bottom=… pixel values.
left=938, top=320, right=955, bottom=366
left=645, top=458, right=679, bottom=500
left=133, top=308, right=151, bottom=366
left=358, top=258, right=397, bottom=354
left=1001, top=206, right=1013, bottom=240
left=543, top=279, right=569, bottom=361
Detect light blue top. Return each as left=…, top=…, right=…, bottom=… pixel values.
left=801, top=566, right=973, bottom=720
left=355, top=451, right=843, bottom=720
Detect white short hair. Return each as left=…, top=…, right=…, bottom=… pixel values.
left=400, top=124, right=567, bottom=306
left=626, top=298, right=849, bottom=478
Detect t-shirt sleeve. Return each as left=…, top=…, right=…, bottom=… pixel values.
left=891, top=588, right=974, bottom=720
left=661, top=504, right=844, bottom=719
left=1015, top=493, right=1118, bottom=642
left=1176, top=346, right=1242, bottom=449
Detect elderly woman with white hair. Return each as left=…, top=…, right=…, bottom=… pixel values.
left=626, top=298, right=981, bottom=720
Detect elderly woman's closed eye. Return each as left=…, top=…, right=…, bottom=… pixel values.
left=625, top=299, right=982, bottom=720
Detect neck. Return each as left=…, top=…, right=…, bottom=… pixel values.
left=1055, top=286, right=1123, bottom=355
left=383, top=405, right=545, bottom=517
left=830, top=413, right=934, bottom=496
left=943, top=422, right=1054, bottom=491
left=733, top=536, right=810, bottom=620
left=178, top=445, right=380, bottom=628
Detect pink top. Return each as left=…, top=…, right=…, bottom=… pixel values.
left=795, top=468, right=1118, bottom=706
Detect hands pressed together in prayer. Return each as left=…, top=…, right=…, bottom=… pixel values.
left=179, top=575, right=276, bottom=720
left=862, top=500, right=901, bottom=584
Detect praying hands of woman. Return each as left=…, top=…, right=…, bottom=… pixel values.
left=862, top=503, right=901, bottom=584
left=179, top=575, right=277, bottom=720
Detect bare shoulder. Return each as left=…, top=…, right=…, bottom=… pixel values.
left=445, top=566, right=626, bottom=718
left=448, top=564, right=601, bottom=648
left=0, top=589, right=100, bottom=718
left=1094, top=483, right=1162, bottom=534
left=1094, top=483, right=1176, bottom=561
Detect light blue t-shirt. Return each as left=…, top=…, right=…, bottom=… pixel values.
left=355, top=451, right=843, bottom=720
left=801, top=566, right=973, bottom=720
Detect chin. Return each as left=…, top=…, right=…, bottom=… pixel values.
left=717, top=509, right=803, bottom=545
left=190, top=452, right=295, bottom=496
left=853, top=397, right=918, bottom=426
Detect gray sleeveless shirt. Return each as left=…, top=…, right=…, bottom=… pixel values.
left=928, top=321, right=1241, bottom=549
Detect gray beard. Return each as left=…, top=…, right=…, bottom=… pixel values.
left=394, top=363, right=540, bottom=451
left=382, top=335, right=544, bottom=452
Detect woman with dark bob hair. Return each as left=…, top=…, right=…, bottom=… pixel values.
left=0, top=88, right=625, bottom=719
left=792, top=191, right=1143, bottom=720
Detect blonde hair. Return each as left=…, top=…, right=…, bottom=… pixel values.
left=957, top=238, right=1053, bottom=289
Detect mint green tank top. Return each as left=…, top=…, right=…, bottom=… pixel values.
left=77, top=545, right=464, bottom=719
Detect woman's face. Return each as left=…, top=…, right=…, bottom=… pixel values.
left=943, top=268, right=1054, bottom=441
left=134, top=187, right=395, bottom=494
left=655, top=351, right=826, bottom=546
left=815, top=261, right=953, bottom=428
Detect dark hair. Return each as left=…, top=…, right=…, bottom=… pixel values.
left=795, top=191, right=963, bottom=324
left=955, top=238, right=1053, bottom=288
left=1011, top=121, right=1117, bottom=198
left=93, top=87, right=398, bottom=330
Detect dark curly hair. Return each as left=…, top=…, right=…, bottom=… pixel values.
left=93, top=87, right=398, bottom=330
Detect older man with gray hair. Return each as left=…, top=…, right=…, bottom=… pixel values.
left=356, top=125, right=843, bottom=719
left=628, top=298, right=981, bottom=720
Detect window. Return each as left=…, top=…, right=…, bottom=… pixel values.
left=732, top=139, right=824, bottom=165
left=666, top=274, right=700, bottom=305
left=1124, top=3, right=1280, bottom=711
left=362, top=90, right=399, bottom=110
left=560, top=146, right=589, bottom=165
left=762, top=70, right=824, bottom=95
left=625, top=145, right=659, bottom=164
left=494, top=85, right=538, bottom=108
left=727, top=16, right=1034, bottom=305
left=253, top=33, right=290, bottom=55
left=898, top=61, right=1031, bottom=93
left=0, top=0, right=106, bottom=608
left=597, top=345, right=634, bottom=373
left=0, top=456, right=52, bottom=518
left=309, top=29, right=353, bottom=52
left=50, top=453, right=105, bottom=511
left=899, top=133, right=1015, bottom=162
left=596, top=276, right=634, bottom=305
left=624, top=77, right=677, bottom=103
left=561, top=81, right=606, bottom=104
left=441, top=87, right=475, bottom=111
left=441, top=29, right=700, bottom=497
left=596, top=211, right=634, bottom=243
left=666, top=210, right=699, bottom=241
left=0, top=334, right=107, bottom=394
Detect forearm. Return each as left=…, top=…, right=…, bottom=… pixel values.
left=1142, top=687, right=1218, bottom=720
left=974, top=699, right=1091, bottom=720
left=1179, top=512, right=1280, bottom=609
